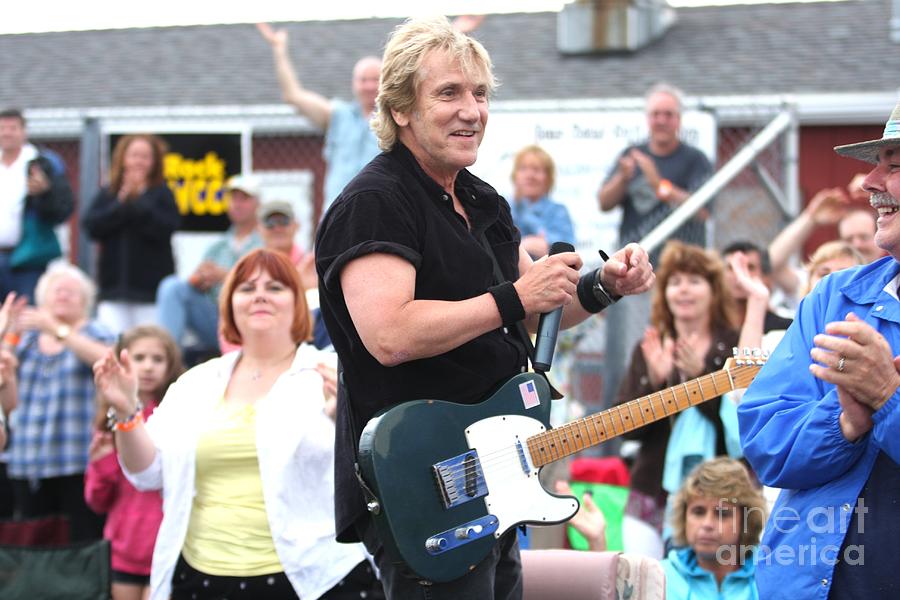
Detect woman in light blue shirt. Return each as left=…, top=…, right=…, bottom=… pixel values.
left=509, top=145, right=575, bottom=259
left=661, top=457, right=767, bottom=600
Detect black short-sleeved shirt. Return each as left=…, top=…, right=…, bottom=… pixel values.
left=315, top=143, right=527, bottom=541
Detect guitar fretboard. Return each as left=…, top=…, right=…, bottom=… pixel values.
left=525, top=365, right=757, bottom=468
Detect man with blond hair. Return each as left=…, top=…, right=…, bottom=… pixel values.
left=316, top=16, right=654, bottom=598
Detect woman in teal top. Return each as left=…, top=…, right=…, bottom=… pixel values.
left=661, top=457, right=767, bottom=600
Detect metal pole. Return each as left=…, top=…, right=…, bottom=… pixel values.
left=639, top=110, right=794, bottom=256
left=782, top=105, right=800, bottom=217
left=78, top=117, right=101, bottom=277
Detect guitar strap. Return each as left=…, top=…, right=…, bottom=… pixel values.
left=337, top=358, right=383, bottom=515
left=478, top=232, right=563, bottom=400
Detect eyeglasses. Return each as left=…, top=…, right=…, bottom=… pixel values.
left=263, top=214, right=293, bottom=229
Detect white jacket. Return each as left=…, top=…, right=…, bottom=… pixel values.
left=123, top=345, right=368, bottom=600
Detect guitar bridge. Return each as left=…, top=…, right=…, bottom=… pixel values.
left=432, top=450, right=488, bottom=509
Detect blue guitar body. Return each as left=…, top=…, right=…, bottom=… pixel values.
left=357, top=373, right=578, bottom=583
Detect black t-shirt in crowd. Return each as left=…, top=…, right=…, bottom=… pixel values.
left=603, top=141, right=712, bottom=265
left=315, top=143, right=528, bottom=541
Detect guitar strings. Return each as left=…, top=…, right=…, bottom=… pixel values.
left=432, top=366, right=756, bottom=488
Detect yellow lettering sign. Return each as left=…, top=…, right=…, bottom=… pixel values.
left=164, top=151, right=230, bottom=217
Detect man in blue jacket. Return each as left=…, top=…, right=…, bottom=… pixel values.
left=739, top=101, right=900, bottom=599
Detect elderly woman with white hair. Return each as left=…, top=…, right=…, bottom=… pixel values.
left=5, top=261, right=114, bottom=541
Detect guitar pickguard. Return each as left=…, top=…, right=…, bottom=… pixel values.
left=465, top=414, right=578, bottom=537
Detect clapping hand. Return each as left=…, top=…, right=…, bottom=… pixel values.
left=641, top=326, right=675, bottom=387
left=617, top=154, right=636, bottom=180
left=810, top=312, right=900, bottom=414
left=17, top=306, right=59, bottom=336
left=117, top=171, right=147, bottom=201
left=629, top=149, right=662, bottom=190
left=0, top=349, right=17, bottom=389
left=0, top=292, right=26, bottom=337
left=674, top=332, right=705, bottom=379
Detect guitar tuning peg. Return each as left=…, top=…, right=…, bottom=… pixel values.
left=742, top=347, right=752, bottom=358
left=732, top=347, right=739, bottom=358
left=752, top=348, right=762, bottom=358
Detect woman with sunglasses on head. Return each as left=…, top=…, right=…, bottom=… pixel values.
left=95, top=249, right=378, bottom=600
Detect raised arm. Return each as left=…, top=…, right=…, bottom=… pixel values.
left=341, top=250, right=582, bottom=367
left=768, top=187, right=848, bottom=295
left=257, top=23, right=332, bottom=131
left=92, top=349, right=157, bottom=477
left=17, top=308, right=110, bottom=367
left=727, top=251, right=770, bottom=351
left=517, top=242, right=654, bottom=332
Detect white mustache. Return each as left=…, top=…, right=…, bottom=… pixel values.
left=870, top=192, right=899, bottom=207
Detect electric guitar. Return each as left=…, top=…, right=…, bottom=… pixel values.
left=357, top=350, right=766, bottom=582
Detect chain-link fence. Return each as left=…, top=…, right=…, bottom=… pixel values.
left=566, top=107, right=797, bottom=458
left=714, top=119, right=794, bottom=253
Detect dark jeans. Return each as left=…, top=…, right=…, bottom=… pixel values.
left=0, top=251, right=43, bottom=304
left=171, top=555, right=382, bottom=600
left=10, top=474, right=104, bottom=542
left=358, top=517, right=523, bottom=600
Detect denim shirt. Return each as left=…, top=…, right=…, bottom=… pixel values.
left=322, top=99, right=381, bottom=214
left=738, top=256, right=900, bottom=599
left=509, top=195, right=575, bottom=246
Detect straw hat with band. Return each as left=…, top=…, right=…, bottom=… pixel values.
left=835, top=101, right=900, bottom=164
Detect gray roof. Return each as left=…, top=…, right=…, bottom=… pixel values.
left=1, top=0, right=897, bottom=111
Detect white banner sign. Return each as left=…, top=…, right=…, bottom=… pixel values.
left=472, top=109, right=717, bottom=266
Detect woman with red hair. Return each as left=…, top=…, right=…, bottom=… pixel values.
left=93, top=249, right=378, bottom=600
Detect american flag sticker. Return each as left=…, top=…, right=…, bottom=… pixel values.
left=519, top=381, right=540, bottom=409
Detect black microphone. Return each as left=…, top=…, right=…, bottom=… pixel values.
left=533, top=241, right=575, bottom=373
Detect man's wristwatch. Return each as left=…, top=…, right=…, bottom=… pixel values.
left=55, top=324, right=71, bottom=341
left=592, top=272, right=621, bottom=306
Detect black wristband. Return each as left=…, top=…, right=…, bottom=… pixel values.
left=577, top=267, right=620, bottom=314
left=488, top=281, right=526, bottom=326
left=577, top=269, right=608, bottom=313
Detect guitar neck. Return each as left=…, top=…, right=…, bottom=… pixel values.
left=525, top=368, right=746, bottom=468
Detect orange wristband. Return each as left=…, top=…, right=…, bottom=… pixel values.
left=3, top=332, right=20, bottom=347
left=114, top=412, right=144, bottom=433
left=656, top=178, right=673, bottom=201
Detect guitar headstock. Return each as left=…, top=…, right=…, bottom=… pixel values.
left=723, top=347, right=769, bottom=389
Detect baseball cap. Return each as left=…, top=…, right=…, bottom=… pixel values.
left=224, top=174, right=261, bottom=198
left=257, top=200, right=295, bottom=222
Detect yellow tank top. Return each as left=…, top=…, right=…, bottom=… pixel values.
left=181, top=399, right=282, bottom=576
